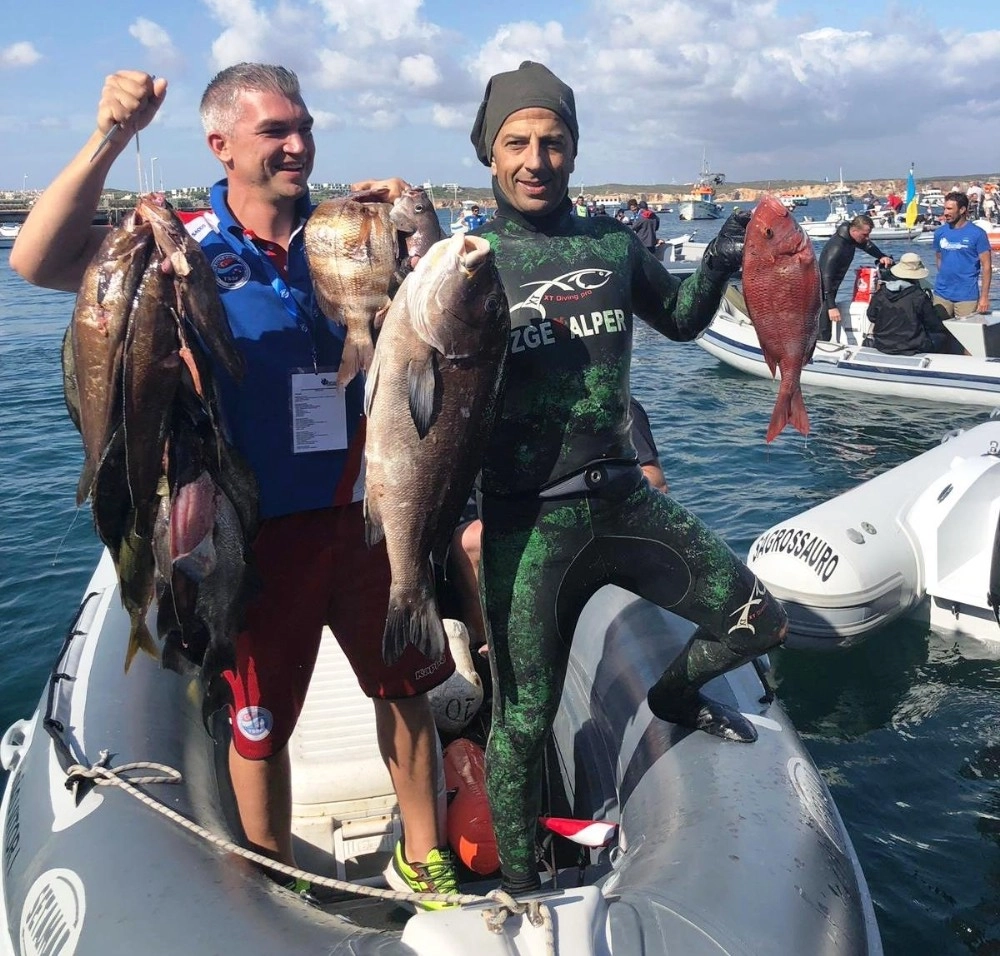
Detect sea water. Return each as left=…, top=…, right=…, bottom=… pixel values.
left=2, top=210, right=999, bottom=954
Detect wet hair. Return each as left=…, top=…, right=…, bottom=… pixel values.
left=945, top=190, right=969, bottom=211
left=849, top=214, right=875, bottom=230
left=200, top=63, right=302, bottom=136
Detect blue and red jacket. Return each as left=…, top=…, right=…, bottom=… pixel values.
left=179, top=181, right=366, bottom=519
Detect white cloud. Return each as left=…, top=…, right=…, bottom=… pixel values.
left=1, top=42, right=42, bottom=69
left=129, top=18, right=181, bottom=67
left=431, top=104, right=466, bottom=130
left=399, top=54, right=440, bottom=89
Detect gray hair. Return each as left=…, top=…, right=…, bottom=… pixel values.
left=200, top=63, right=302, bottom=136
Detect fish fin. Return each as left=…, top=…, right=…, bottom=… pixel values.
left=363, top=346, right=382, bottom=417
left=762, top=351, right=778, bottom=378
left=382, top=590, right=446, bottom=665
left=363, top=495, right=385, bottom=547
left=76, top=460, right=96, bottom=506
left=407, top=353, right=440, bottom=439
left=789, top=386, right=810, bottom=437
left=337, top=336, right=374, bottom=389
left=124, top=615, right=158, bottom=673
left=373, top=298, right=391, bottom=331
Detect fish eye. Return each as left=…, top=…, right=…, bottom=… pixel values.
left=485, top=293, right=503, bottom=313
left=414, top=203, right=425, bottom=213
left=765, top=228, right=774, bottom=239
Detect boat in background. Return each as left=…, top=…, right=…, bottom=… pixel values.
left=920, top=186, right=946, bottom=209
left=0, top=223, right=20, bottom=247
left=802, top=202, right=923, bottom=242
left=747, top=419, right=1000, bottom=650
left=678, top=152, right=724, bottom=221
left=913, top=218, right=1000, bottom=250
left=801, top=197, right=852, bottom=239
left=697, top=265, right=1000, bottom=407
left=828, top=170, right=854, bottom=204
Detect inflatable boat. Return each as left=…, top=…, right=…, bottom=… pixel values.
left=748, top=419, right=1000, bottom=650
left=1, top=550, right=883, bottom=954
left=697, top=267, right=1000, bottom=407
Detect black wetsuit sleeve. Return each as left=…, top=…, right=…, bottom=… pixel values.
left=861, top=238, right=888, bottom=261
left=818, top=239, right=844, bottom=312
left=631, top=238, right=730, bottom=341
left=628, top=398, right=660, bottom=466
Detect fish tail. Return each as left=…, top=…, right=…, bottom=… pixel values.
left=766, top=378, right=810, bottom=443
left=124, top=615, right=158, bottom=673
left=766, top=382, right=793, bottom=443
left=337, top=336, right=374, bottom=389
left=789, top=385, right=810, bottom=437
left=382, top=589, right=446, bottom=666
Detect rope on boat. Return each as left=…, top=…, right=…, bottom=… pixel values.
left=65, top=751, right=555, bottom=952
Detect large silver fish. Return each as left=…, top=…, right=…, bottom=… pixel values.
left=364, top=233, right=509, bottom=665
left=305, top=193, right=398, bottom=388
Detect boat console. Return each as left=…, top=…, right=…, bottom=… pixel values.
left=942, top=313, right=1000, bottom=358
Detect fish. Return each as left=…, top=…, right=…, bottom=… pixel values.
left=741, top=195, right=821, bottom=442
left=71, top=211, right=153, bottom=503
left=364, top=233, right=509, bottom=665
left=304, top=195, right=399, bottom=388
left=89, top=426, right=159, bottom=669
left=121, top=247, right=182, bottom=535
left=136, top=194, right=245, bottom=384
left=390, top=186, right=446, bottom=261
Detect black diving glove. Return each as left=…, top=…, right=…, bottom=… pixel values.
left=702, top=209, right=752, bottom=276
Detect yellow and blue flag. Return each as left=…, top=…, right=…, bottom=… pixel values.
left=905, top=165, right=918, bottom=228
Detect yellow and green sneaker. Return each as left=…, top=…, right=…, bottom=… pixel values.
left=384, top=841, right=460, bottom=911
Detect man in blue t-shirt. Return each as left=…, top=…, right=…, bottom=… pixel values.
left=933, top=191, right=992, bottom=316
left=462, top=203, right=488, bottom=231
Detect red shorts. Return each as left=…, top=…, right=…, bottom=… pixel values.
left=224, top=502, right=455, bottom=759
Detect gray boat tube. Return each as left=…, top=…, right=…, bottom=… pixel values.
left=1, top=551, right=882, bottom=954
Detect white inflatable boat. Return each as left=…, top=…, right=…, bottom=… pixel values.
left=748, top=419, right=1000, bottom=650
left=1, top=550, right=883, bottom=954
left=697, top=267, right=1000, bottom=407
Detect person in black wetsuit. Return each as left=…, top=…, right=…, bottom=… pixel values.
left=467, top=60, right=788, bottom=896
left=444, top=396, right=670, bottom=656
left=818, top=214, right=893, bottom=342
left=867, top=253, right=964, bottom=355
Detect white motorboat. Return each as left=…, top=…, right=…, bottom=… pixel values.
left=0, top=550, right=883, bottom=955
left=747, top=419, right=1000, bottom=649
left=920, top=187, right=946, bottom=209
left=0, top=222, right=20, bottom=247
left=800, top=198, right=852, bottom=239
left=697, top=267, right=1000, bottom=407
left=678, top=151, right=724, bottom=221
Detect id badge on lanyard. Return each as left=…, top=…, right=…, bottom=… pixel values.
left=290, top=367, right=348, bottom=453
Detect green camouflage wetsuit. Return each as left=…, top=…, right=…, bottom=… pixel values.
left=473, top=196, right=788, bottom=892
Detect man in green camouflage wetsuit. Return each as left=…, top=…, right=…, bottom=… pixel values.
left=469, top=61, right=788, bottom=896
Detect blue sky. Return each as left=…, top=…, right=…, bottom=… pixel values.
left=2, top=0, right=999, bottom=193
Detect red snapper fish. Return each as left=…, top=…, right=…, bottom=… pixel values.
left=741, top=196, right=821, bottom=442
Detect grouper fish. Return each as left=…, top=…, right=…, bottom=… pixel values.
left=364, top=233, right=509, bottom=665
left=741, top=195, right=822, bottom=442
